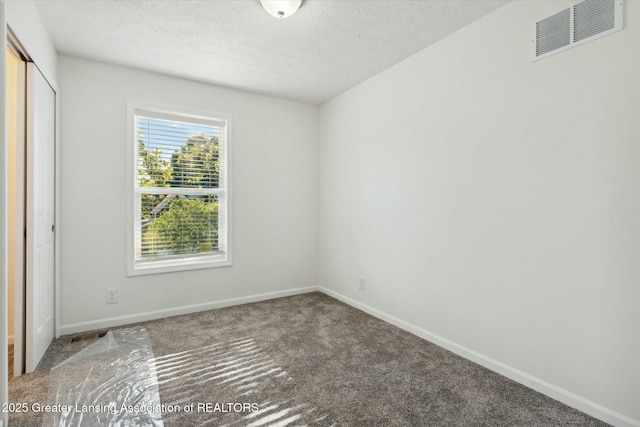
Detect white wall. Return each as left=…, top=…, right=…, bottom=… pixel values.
left=318, top=1, right=640, bottom=426
left=5, top=1, right=57, bottom=86
left=58, top=56, right=317, bottom=332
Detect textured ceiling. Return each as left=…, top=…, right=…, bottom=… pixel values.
left=33, top=0, right=509, bottom=105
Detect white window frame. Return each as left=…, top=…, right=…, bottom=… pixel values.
left=126, top=102, right=232, bottom=276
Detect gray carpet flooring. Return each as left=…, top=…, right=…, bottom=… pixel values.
left=9, top=292, right=608, bottom=426
left=8, top=344, right=14, bottom=378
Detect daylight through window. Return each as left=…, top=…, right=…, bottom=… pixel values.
left=129, top=107, right=230, bottom=274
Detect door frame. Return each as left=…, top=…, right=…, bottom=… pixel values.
left=2, top=6, right=60, bottom=423
left=5, top=26, right=60, bottom=375
left=6, top=37, right=26, bottom=377
left=1, top=4, right=8, bottom=425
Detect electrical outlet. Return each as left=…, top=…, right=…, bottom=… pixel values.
left=359, top=277, right=366, bottom=291
left=106, top=288, right=118, bottom=304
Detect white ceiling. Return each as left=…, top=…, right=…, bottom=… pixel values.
left=33, top=0, right=509, bottom=105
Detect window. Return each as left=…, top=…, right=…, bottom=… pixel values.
left=127, top=104, right=231, bottom=275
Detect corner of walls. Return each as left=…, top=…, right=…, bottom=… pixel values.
left=317, top=0, right=640, bottom=425
left=58, top=56, right=319, bottom=331
left=316, top=106, right=323, bottom=290
left=5, top=0, right=57, bottom=85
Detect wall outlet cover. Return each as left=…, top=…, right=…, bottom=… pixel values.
left=106, top=289, right=118, bottom=304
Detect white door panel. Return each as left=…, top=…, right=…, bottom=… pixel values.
left=25, top=62, right=55, bottom=373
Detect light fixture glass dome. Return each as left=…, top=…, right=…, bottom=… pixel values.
left=259, top=0, right=302, bottom=19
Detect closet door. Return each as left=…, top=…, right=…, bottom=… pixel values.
left=25, top=62, right=55, bottom=373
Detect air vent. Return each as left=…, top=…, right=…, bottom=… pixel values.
left=68, top=330, right=108, bottom=343
left=536, top=8, right=571, bottom=57
left=532, top=0, right=623, bottom=61
left=574, top=0, right=616, bottom=42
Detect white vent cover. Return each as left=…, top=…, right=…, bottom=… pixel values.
left=532, top=0, right=623, bottom=61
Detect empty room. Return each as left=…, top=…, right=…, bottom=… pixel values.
left=1, top=0, right=638, bottom=426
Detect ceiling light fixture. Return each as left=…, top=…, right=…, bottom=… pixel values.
left=259, top=0, right=302, bottom=19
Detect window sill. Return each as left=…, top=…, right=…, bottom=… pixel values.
left=127, top=252, right=231, bottom=276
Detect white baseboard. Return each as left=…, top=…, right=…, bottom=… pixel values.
left=59, top=286, right=319, bottom=336
left=8, top=335, right=13, bottom=346
left=57, top=284, right=637, bottom=427
left=317, top=286, right=639, bottom=427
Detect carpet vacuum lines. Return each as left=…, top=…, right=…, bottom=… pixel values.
left=153, top=336, right=334, bottom=426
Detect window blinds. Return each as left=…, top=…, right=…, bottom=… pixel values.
left=134, top=109, right=227, bottom=263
